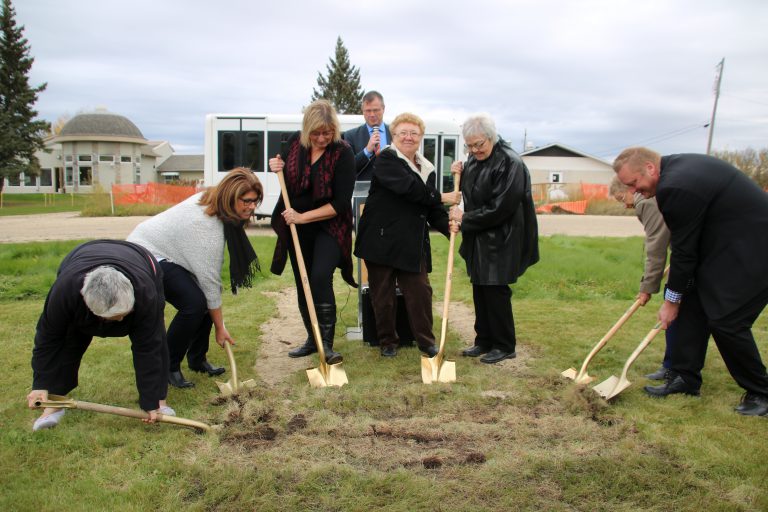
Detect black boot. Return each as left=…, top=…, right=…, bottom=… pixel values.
left=288, top=302, right=317, bottom=358
left=316, top=303, right=342, bottom=364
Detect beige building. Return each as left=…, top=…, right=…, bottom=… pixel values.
left=521, top=143, right=614, bottom=185
left=3, top=108, right=203, bottom=193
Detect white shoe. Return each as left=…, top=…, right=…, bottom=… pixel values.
left=159, top=405, right=176, bottom=416
left=33, top=409, right=65, bottom=431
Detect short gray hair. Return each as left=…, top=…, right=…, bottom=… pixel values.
left=81, top=266, right=135, bottom=318
left=462, top=113, right=498, bottom=143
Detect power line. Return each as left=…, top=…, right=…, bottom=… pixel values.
left=594, top=122, right=710, bottom=157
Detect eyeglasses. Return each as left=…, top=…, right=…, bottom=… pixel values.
left=463, top=139, right=488, bottom=152
left=395, top=130, right=421, bottom=139
left=239, top=197, right=259, bottom=205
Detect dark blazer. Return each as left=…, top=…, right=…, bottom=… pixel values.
left=342, top=123, right=392, bottom=180
left=657, top=153, right=768, bottom=319
left=459, top=138, right=539, bottom=285
left=32, top=240, right=168, bottom=411
left=354, top=147, right=450, bottom=273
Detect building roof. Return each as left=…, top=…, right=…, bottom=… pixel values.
left=156, top=155, right=204, bottom=172
left=521, top=143, right=609, bottom=164
left=58, top=108, right=146, bottom=142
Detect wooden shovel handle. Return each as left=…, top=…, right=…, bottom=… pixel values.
left=437, top=171, right=462, bottom=356
left=275, top=170, right=328, bottom=367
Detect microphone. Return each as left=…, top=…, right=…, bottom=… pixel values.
left=372, top=126, right=380, bottom=153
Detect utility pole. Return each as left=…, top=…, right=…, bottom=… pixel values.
left=706, top=58, right=724, bottom=155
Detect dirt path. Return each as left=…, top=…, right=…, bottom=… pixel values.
left=0, top=212, right=644, bottom=243
left=254, top=287, right=529, bottom=386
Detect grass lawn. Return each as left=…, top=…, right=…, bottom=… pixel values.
left=0, top=235, right=766, bottom=511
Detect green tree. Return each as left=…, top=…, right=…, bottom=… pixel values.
left=311, top=36, right=364, bottom=114
left=0, top=0, right=49, bottom=191
left=714, top=147, right=768, bottom=189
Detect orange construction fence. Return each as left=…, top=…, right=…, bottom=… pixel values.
left=533, top=182, right=610, bottom=215
left=112, top=183, right=199, bottom=206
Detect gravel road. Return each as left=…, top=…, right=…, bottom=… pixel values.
left=0, top=212, right=644, bottom=243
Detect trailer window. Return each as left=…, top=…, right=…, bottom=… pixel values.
left=442, top=137, right=458, bottom=192
left=220, top=131, right=238, bottom=172
left=244, top=132, right=261, bottom=171
left=218, top=131, right=263, bottom=172
left=267, top=131, right=295, bottom=162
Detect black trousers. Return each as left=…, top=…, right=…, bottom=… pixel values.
left=160, top=260, right=212, bottom=371
left=366, top=258, right=435, bottom=351
left=288, top=227, right=341, bottom=311
left=671, top=286, right=768, bottom=395
left=472, top=284, right=516, bottom=353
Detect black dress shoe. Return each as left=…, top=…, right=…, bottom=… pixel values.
left=734, top=392, right=768, bottom=416
left=169, top=370, right=194, bottom=388
left=189, top=360, right=225, bottom=376
left=381, top=346, right=397, bottom=357
left=480, top=348, right=516, bottom=364
left=461, top=345, right=489, bottom=357
left=422, top=345, right=438, bottom=358
left=643, top=375, right=700, bottom=397
left=645, top=366, right=670, bottom=380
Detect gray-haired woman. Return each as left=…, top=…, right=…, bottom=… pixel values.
left=27, top=240, right=173, bottom=431
left=449, top=113, right=539, bottom=363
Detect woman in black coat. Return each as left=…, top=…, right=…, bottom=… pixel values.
left=449, top=113, right=539, bottom=364
left=354, top=112, right=460, bottom=358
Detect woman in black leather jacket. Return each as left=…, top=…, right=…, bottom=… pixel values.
left=449, top=113, right=539, bottom=364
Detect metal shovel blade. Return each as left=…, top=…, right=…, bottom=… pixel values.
left=215, top=343, right=257, bottom=396
left=421, top=354, right=456, bottom=384
left=560, top=368, right=596, bottom=385
left=592, top=323, right=662, bottom=401
left=306, top=361, right=348, bottom=388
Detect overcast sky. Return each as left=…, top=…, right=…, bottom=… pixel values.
left=15, top=0, right=768, bottom=160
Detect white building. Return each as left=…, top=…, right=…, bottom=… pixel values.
left=2, top=108, right=203, bottom=193
left=521, top=142, right=614, bottom=185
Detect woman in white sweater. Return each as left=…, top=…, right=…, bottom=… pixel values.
left=128, top=168, right=263, bottom=388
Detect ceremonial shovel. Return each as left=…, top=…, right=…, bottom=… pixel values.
left=421, top=171, right=460, bottom=384
left=276, top=169, right=348, bottom=387
left=216, top=342, right=257, bottom=395
left=592, top=322, right=662, bottom=400
left=561, top=299, right=642, bottom=384
left=33, top=395, right=211, bottom=432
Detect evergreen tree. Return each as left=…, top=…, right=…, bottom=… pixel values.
left=311, top=36, right=364, bottom=114
left=0, top=0, right=49, bottom=190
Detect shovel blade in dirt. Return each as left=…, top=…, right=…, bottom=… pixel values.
left=306, top=361, right=348, bottom=388
left=592, top=323, right=662, bottom=401
left=215, top=343, right=257, bottom=396
left=560, top=367, right=596, bottom=384
left=421, top=354, right=456, bottom=384
left=562, top=299, right=643, bottom=385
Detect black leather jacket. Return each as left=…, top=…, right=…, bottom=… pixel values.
left=459, top=138, right=539, bottom=285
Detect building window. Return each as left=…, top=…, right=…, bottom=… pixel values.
left=22, top=173, right=34, bottom=186
left=121, top=155, right=132, bottom=163
left=134, top=164, right=141, bottom=184
left=99, top=155, right=114, bottom=163
left=79, top=166, right=92, bottom=186
left=78, top=155, right=92, bottom=162
left=65, top=167, right=74, bottom=186
left=7, top=173, right=21, bottom=186
left=40, top=168, right=53, bottom=186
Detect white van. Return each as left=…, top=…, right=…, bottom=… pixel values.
left=203, top=113, right=464, bottom=217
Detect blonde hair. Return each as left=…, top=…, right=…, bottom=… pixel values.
left=300, top=99, right=342, bottom=148
left=199, top=167, right=263, bottom=223
left=612, top=147, right=661, bottom=173
left=390, top=112, right=425, bottom=136
left=609, top=175, right=629, bottom=201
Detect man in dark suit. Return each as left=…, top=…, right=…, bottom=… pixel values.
left=342, top=91, right=392, bottom=180
left=614, top=147, right=768, bottom=416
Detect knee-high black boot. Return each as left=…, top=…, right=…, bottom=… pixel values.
left=288, top=301, right=317, bottom=358
left=316, top=303, right=342, bottom=364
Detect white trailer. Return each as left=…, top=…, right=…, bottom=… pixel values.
left=203, top=113, right=464, bottom=217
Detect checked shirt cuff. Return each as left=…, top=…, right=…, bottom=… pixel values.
left=664, top=287, right=683, bottom=304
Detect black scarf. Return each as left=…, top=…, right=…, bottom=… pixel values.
left=223, top=221, right=259, bottom=294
